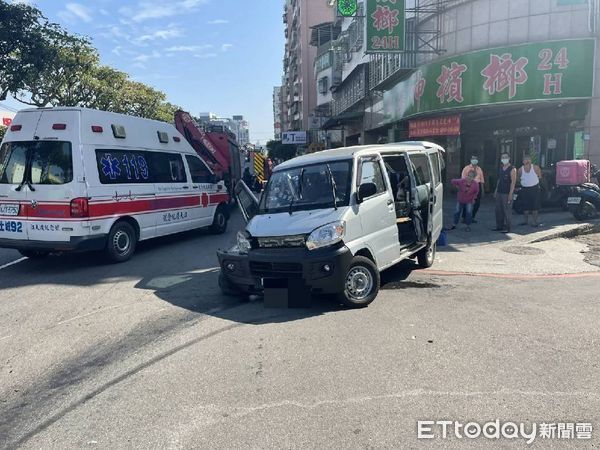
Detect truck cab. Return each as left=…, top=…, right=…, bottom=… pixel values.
left=217, top=142, right=445, bottom=307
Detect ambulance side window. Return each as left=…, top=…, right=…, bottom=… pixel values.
left=152, top=153, right=187, bottom=183
left=185, top=155, right=213, bottom=183
left=95, top=149, right=151, bottom=184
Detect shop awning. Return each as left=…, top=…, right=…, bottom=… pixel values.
left=322, top=111, right=364, bottom=130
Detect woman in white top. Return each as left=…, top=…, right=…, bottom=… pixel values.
left=518, top=155, right=543, bottom=227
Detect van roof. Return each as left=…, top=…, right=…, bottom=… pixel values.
left=274, top=141, right=444, bottom=171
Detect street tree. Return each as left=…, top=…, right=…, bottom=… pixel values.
left=14, top=31, right=98, bottom=107
left=0, top=0, right=56, bottom=100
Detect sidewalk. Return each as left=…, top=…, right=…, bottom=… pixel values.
left=434, top=195, right=600, bottom=275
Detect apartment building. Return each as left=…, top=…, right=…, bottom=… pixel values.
left=282, top=0, right=335, bottom=134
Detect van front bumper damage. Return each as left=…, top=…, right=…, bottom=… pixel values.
left=217, top=244, right=353, bottom=295
left=0, top=235, right=107, bottom=252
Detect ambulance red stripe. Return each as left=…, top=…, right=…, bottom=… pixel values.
left=1, top=193, right=230, bottom=220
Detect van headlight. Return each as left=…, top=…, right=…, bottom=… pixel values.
left=237, top=231, right=252, bottom=254
left=306, top=221, right=345, bottom=251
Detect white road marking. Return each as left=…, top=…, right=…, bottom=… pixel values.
left=0, top=257, right=27, bottom=271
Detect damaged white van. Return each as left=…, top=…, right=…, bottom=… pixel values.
left=0, top=107, right=230, bottom=262
left=217, top=142, right=445, bottom=307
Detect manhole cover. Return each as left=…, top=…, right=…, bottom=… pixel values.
left=501, top=246, right=545, bottom=256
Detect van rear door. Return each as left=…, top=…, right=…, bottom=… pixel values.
left=0, top=141, right=30, bottom=240
left=25, top=110, right=87, bottom=243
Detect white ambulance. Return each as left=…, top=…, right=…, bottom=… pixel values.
left=0, top=107, right=230, bottom=262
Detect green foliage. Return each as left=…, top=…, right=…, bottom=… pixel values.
left=266, top=140, right=296, bottom=161
left=0, top=126, right=6, bottom=142
left=0, top=0, right=180, bottom=123
left=0, top=0, right=55, bottom=100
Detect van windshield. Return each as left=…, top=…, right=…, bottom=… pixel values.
left=0, top=141, right=73, bottom=185
left=260, top=160, right=352, bottom=214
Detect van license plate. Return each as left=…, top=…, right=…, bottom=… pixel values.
left=0, top=204, right=20, bottom=216
left=567, top=197, right=582, bottom=205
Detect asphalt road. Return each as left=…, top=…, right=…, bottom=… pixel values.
left=1, top=212, right=599, bottom=448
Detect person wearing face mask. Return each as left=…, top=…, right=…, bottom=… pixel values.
left=518, top=154, right=543, bottom=227
left=494, top=153, right=517, bottom=233
left=461, top=155, right=485, bottom=222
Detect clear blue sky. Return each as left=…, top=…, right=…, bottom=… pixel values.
left=6, top=0, right=285, bottom=144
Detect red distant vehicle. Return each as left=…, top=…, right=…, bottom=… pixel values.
left=174, top=110, right=241, bottom=200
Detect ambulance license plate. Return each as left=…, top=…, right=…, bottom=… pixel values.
left=0, top=204, right=20, bottom=216
left=567, top=197, right=582, bottom=205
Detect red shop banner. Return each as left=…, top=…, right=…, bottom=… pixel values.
left=409, top=115, right=461, bottom=138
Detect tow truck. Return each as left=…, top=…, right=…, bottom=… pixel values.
left=175, top=110, right=241, bottom=200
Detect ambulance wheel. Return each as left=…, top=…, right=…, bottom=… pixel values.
left=105, top=221, right=137, bottom=263
left=337, top=256, right=380, bottom=308
left=417, top=241, right=436, bottom=268
left=210, top=205, right=228, bottom=234
left=19, top=250, right=49, bottom=259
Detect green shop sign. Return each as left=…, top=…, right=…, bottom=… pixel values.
left=366, top=0, right=405, bottom=52
left=383, top=39, right=596, bottom=123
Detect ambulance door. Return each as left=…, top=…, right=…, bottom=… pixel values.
left=26, top=109, right=87, bottom=243
left=185, top=155, right=217, bottom=227
left=153, top=152, right=192, bottom=236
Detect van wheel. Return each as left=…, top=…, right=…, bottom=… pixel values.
left=337, top=256, right=380, bottom=308
left=19, top=250, right=49, bottom=259
left=105, top=221, right=136, bottom=263
left=210, top=205, right=228, bottom=234
left=417, top=241, right=436, bottom=268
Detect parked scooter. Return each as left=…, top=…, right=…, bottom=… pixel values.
left=567, top=184, right=600, bottom=220
left=559, top=160, right=600, bottom=221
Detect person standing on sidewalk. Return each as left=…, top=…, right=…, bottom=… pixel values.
left=494, top=153, right=517, bottom=233
left=448, top=170, right=479, bottom=232
left=518, top=155, right=543, bottom=228
left=461, top=155, right=485, bottom=222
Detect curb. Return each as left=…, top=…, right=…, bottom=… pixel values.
left=423, top=269, right=600, bottom=280
left=529, top=222, right=600, bottom=244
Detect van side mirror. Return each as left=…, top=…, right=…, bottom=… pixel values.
left=357, top=182, right=377, bottom=203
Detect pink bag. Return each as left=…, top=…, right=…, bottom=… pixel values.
left=556, top=160, right=590, bottom=186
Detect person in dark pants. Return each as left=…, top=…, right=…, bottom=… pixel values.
left=494, top=153, right=517, bottom=233
left=518, top=155, right=543, bottom=228
left=461, top=155, right=485, bottom=222
left=242, top=167, right=252, bottom=186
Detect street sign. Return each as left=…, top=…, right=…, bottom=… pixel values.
left=282, top=131, right=307, bottom=145
left=366, top=0, right=405, bottom=53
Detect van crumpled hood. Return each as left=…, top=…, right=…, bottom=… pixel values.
left=246, top=208, right=348, bottom=237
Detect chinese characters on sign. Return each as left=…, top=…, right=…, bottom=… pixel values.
left=366, top=0, right=405, bottom=52
left=382, top=39, right=594, bottom=124
left=163, top=211, right=189, bottom=223
left=481, top=53, right=529, bottom=99
left=31, top=224, right=60, bottom=232
left=436, top=62, right=468, bottom=104
left=409, top=115, right=461, bottom=138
